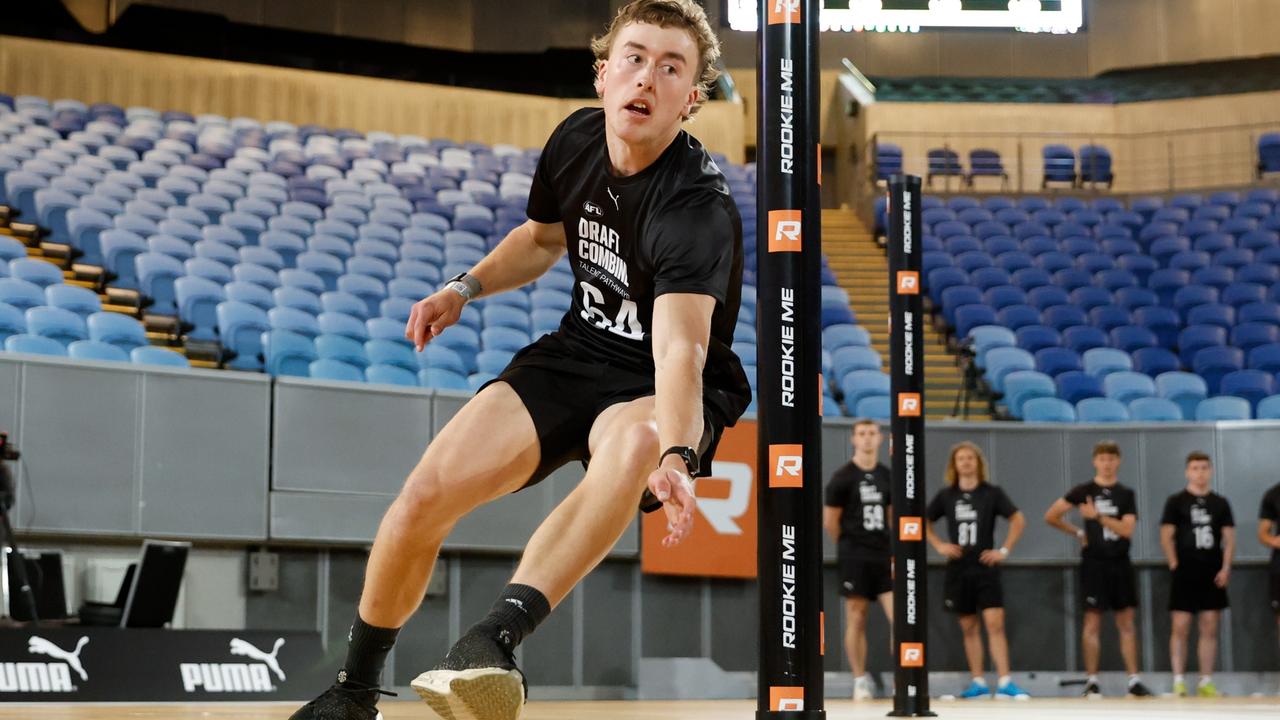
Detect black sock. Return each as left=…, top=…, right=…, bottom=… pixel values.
left=341, top=615, right=400, bottom=688
left=472, top=583, right=551, bottom=651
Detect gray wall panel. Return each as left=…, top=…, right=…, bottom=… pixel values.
left=1228, top=567, right=1280, bottom=672
left=582, top=561, right=635, bottom=686
left=1216, top=425, right=1280, bottom=563
left=988, top=428, right=1070, bottom=561
left=18, top=362, right=139, bottom=534
left=639, top=574, right=703, bottom=658
left=139, top=371, right=270, bottom=539
left=1002, top=568, right=1070, bottom=671
left=0, top=360, right=18, bottom=445
left=392, top=555, right=454, bottom=685
left=245, top=549, right=320, bottom=632
left=271, top=490, right=392, bottom=543
left=924, top=566, right=968, bottom=672
left=273, top=378, right=434, bottom=494
left=1138, top=427, right=1216, bottom=562
left=709, top=577, right=757, bottom=672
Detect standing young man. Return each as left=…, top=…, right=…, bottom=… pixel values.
left=823, top=419, right=892, bottom=700
left=1259, top=480, right=1280, bottom=695
left=925, top=442, right=1030, bottom=700
left=1044, top=441, right=1153, bottom=698
left=1160, top=451, right=1236, bottom=698
left=290, top=3, right=750, bottom=719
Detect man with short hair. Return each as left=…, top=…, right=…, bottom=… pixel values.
left=290, top=3, right=750, bottom=719
left=1044, top=441, right=1152, bottom=698
left=1160, top=451, right=1235, bottom=698
left=823, top=419, right=892, bottom=700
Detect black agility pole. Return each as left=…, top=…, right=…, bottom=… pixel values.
left=887, top=176, right=934, bottom=717
left=756, top=0, right=823, bottom=718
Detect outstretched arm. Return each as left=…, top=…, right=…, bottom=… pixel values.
left=647, top=292, right=716, bottom=548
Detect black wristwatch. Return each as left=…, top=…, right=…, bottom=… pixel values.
left=444, top=272, right=482, bottom=302
left=660, top=445, right=700, bottom=476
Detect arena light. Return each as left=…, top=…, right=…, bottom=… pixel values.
left=727, top=0, right=1083, bottom=34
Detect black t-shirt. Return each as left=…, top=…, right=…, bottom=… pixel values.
left=1063, top=481, right=1137, bottom=560
left=1259, top=483, right=1280, bottom=572
left=1160, top=489, right=1234, bottom=566
left=927, top=483, right=1019, bottom=563
left=824, top=461, right=892, bottom=557
left=526, top=108, right=751, bottom=423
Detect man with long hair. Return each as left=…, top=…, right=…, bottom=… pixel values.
left=290, top=3, right=750, bottom=719
left=1044, top=441, right=1153, bottom=698
left=1258, top=479, right=1280, bottom=695
left=926, top=442, right=1029, bottom=700
left=823, top=419, right=893, bottom=700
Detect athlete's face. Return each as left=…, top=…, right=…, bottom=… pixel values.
left=596, top=22, right=700, bottom=148
left=953, top=448, right=979, bottom=478
left=851, top=424, right=881, bottom=455
left=1093, top=452, right=1120, bottom=481
left=1185, top=460, right=1213, bottom=490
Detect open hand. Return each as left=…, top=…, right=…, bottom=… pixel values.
left=936, top=543, right=964, bottom=560
left=979, top=549, right=1006, bottom=566
left=1214, top=567, right=1230, bottom=588
left=1079, top=496, right=1099, bottom=520
left=647, top=467, right=696, bottom=548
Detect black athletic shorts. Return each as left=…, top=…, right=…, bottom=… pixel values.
left=943, top=561, right=1003, bottom=615
left=1169, top=559, right=1229, bottom=613
left=483, top=332, right=727, bottom=493
left=1269, top=572, right=1280, bottom=613
left=837, top=546, right=892, bottom=600
left=1080, top=556, right=1137, bottom=611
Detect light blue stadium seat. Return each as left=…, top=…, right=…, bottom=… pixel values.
left=1082, top=347, right=1132, bottom=379
left=1194, top=396, right=1251, bottom=421
left=68, top=339, right=128, bottom=362
left=365, top=339, right=417, bottom=373
left=134, top=252, right=184, bottom=313
left=4, top=333, right=67, bottom=356
left=9, top=258, right=62, bottom=288
left=174, top=276, right=225, bottom=340
left=367, top=364, right=419, bottom=387
left=839, top=369, right=890, bottom=412
left=854, top=395, right=890, bottom=420
left=1076, top=397, right=1130, bottom=423
left=310, top=358, right=364, bottom=382
left=1155, top=371, right=1209, bottom=420
left=1102, top=371, right=1156, bottom=404
left=1127, top=397, right=1181, bottom=422
left=1256, top=395, right=1280, bottom=420
left=45, top=284, right=101, bottom=319
left=419, top=367, right=469, bottom=391
left=984, top=346, right=1034, bottom=393
left=1022, top=397, right=1076, bottom=423
left=26, top=306, right=87, bottom=346
left=261, top=330, right=319, bottom=377
left=1003, top=370, right=1057, bottom=419
left=131, top=345, right=190, bottom=368
left=480, top=326, right=530, bottom=353
left=217, top=301, right=270, bottom=370
left=316, top=334, right=370, bottom=369
left=468, top=372, right=498, bottom=392
left=273, top=286, right=323, bottom=316
left=87, top=311, right=147, bottom=353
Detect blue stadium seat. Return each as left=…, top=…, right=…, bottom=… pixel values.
left=1055, top=371, right=1102, bottom=405
left=174, top=276, right=225, bottom=340
left=1155, top=371, right=1208, bottom=420
left=969, top=267, right=1010, bottom=291
left=310, top=358, right=364, bottom=383
left=1043, top=305, right=1087, bottom=332
left=67, top=339, right=128, bottom=362
left=367, top=364, right=419, bottom=387
left=1218, top=369, right=1275, bottom=413
left=1089, top=306, right=1132, bottom=333
left=216, top=301, right=270, bottom=370
left=1082, top=347, right=1132, bottom=378
left=1010, top=267, right=1051, bottom=291
left=1190, top=266, right=1234, bottom=291
left=1027, top=286, right=1069, bottom=311
left=4, top=333, right=67, bottom=356
left=1063, top=326, right=1108, bottom=354
left=316, top=334, right=370, bottom=369
left=1052, top=268, right=1093, bottom=293
left=1076, top=397, right=1129, bottom=423
left=25, top=306, right=86, bottom=346
left=264, top=330, right=319, bottom=376
left=1131, top=347, right=1179, bottom=377
left=1068, top=287, right=1112, bottom=313
left=830, top=346, right=882, bottom=382
left=822, top=324, right=870, bottom=351
left=1103, top=371, right=1156, bottom=404
left=983, top=285, right=1026, bottom=312
left=984, top=347, right=1035, bottom=393
left=840, top=370, right=890, bottom=411
left=997, top=304, right=1041, bottom=331
left=9, top=258, right=63, bottom=288
left=1178, top=325, right=1227, bottom=367
left=1186, top=303, right=1235, bottom=330
left=1078, top=145, right=1113, bottom=187
left=1193, top=346, right=1245, bottom=395
left=1015, top=325, right=1061, bottom=354
left=131, top=345, right=190, bottom=368
left=1195, top=396, right=1251, bottom=421
left=1035, top=347, right=1082, bottom=377
left=970, top=325, right=1015, bottom=367
left=1022, top=397, right=1076, bottom=423
left=1125, top=397, right=1180, bottom=422
left=45, top=284, right=101, bottom=319
left=1110, top=325, right=1159, bottom=354
left=1041, top=145, right=1076, bottom=188
left=419, top=367, right=469, bottom=391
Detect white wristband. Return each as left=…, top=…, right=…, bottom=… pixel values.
left=998, top=546, right=1009, bottom=557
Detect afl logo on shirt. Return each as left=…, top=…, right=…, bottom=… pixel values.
left=583, top=201, right=603, bottom=218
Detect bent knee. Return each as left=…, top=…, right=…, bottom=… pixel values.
left=618, top=419, right=662, bottom=471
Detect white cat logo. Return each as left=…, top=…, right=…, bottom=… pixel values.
left=229, top=638, right=286, bottom=682
left=27, top=637, right=89, bottom=682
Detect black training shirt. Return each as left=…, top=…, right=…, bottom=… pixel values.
left=1064, top=481, right=1137, bottom=560
left=1160, top=489, right=1234, bottom=566
left=927, top=483, right=1019, bottom=564
left=824, top=461, right=892, bottom=557
left=1258, top=483, right=1280, bottom=572
left=526, top=108, right=751, bottom=423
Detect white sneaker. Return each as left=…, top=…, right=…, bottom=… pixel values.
left=853, top=675, right=873, bottom=701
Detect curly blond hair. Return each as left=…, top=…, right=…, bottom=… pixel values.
left=944, top=442, right=989, bottom=487
left=590, top=0, right=722, bottom=118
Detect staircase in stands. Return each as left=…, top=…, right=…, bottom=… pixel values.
left=822, top=208, right=990, bottom=421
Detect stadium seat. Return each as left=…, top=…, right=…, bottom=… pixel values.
left=25, top=306, right=86, bottom=346
left=1082, top=347, right=1132, bottom=378
left=1195, top=396, right=1251, bottom=421
left=1023, top=397, right=1076, bottom=423
left=1257, top=394, right=1280, bottom=419
left=264, top=330, right=319, bottom=376
left=1003, top=370, right=1056, bottom=418
left=310, top=358, right=364, bottom=382
left=1055, top=371, right=1102, bottom=405
left=998, top=304, right=1041, bottom=331
left=1076, top=397, right=1129, bottom=423
left=131, top=345, right=190, bottom=368
left=1156, top=371, right=1209, bottom=420
left=854, top=395, right=890, bottom=421
left=4, top=333, right=67, bottom=356
left=1178, top=325, right=1228, bottom=367
left=1127, top=397, right=1181, bottom=422
left=1035, top=347, right=1082, bottom=377
left=217, top=301, right=270, bottom=370
left=1041, top=145, right=1076, bottom=188
left=420, top=367, right=469, bottom=391
left=1104, top=371, right=1157, bottom=404
left=840, top=370, right=890, bottom=411
left=367, top=364, right=419, bottom=387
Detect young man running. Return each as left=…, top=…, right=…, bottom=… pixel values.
left=823, top=419, right=892, bottom=700
left=1043, top=441, right=1152, bottom=698
left=290, top=3, right=750, bottom=718
left=926, top=442, right=1030, bottom=700
left=1160, top=451, right=1235, bottom=698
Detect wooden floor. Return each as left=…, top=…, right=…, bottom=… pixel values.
left=0, top=698, right=1276, bottom=719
